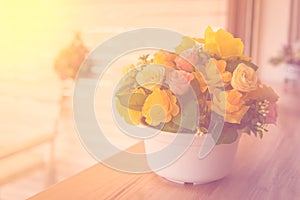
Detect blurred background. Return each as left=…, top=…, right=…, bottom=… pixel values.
left=0, top=0, right=299, bottom=199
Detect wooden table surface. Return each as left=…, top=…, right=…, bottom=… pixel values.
left=29, top=103, right=300, bottom=200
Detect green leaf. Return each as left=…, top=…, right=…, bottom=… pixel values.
left=161, top=121, right=180, bottom=133
left=205, top=60, right=224, bottom=88
left=115, top=99, right=136, bottom=125
left=115, top=69, right=138, bottom=96
left=251, top=128, right=258, bottom=137
left=117, top=93, right=147, bottom=111
left=172, top=100, right=198, bottom=131
left=216, top=126, right=238, bottom=145
left=258, top=131, right=263, bottom=139
left=247, top=85, right=279, bottom=102
left=226, top=60, right=258, bottom=73
left=243, top=61, right=258, bottom=71
left=175, top=36, right=195, bottom=54
left=226, top=60, right=241, bottom=73
left=240, top=126, right=251, bottom=135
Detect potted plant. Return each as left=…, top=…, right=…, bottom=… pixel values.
left=114, top=27, right=279, bottom=184
left=270, top=43, right=300, bottom=88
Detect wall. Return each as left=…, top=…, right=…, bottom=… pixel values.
left=257, top=0, right=291, bottom=84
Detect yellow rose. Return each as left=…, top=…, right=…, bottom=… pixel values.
left=211, top=58, right=232, bottom=85
left=202, top=26, right=250, bottom=60
left=213, top=89, right=249, bottom=124
left=136, top=64, right=165, bottom=90
left=142, top=88, right=179, bottom=126
left=231, top=63, right=258, bottom=92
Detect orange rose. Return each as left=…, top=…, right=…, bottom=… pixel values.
left=211, top=58, right=232, bottom=85
left=174, top=48, right=199, bottom=72
left=213, top=89, right=249, bottom=123
left=153, top=50, right=176, bottom=68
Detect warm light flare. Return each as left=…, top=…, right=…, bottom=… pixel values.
left=0, top=0, right=73, bottom=70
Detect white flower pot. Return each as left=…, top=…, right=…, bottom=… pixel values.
left=144, top=131, right=240, bottom=184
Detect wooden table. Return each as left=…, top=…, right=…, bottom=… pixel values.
left=29, top=104, right=300, bottom=200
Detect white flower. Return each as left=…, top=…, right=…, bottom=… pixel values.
left=136, top=64, right=165, bottom=90
left=231, top=63, right=258, bottom=92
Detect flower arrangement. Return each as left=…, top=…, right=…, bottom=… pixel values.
left=270, top=44, right=300, bottom=67
left=115, top=27, right=279, bottom=144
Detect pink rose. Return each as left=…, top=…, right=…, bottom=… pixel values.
left=175, top=48, right=199, bottom=72
left=163, top=51, right=176, bottom=63
left=266, top=101, right=278, bottom=125
left=166, top=70, right=194, bottom=95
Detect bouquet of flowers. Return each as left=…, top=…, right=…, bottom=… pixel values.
left=115, top=27, right=279, bottom=144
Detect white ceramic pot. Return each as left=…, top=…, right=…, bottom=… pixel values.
left=144, top=131, right=241, bottom=184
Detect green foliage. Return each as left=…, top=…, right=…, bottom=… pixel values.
left=237, top=99, right=270, bottom=139
left=216, top=125, right=239, bottom=145
left=197, top=50, right=210, bottom=68
left=240, top=126, right=251, bottom=135
left=247, top=85, right=279, bottom=102
left=115, top=69, right=138, bottom=95
left=226, top=59, right=258, bottom=73
left=160, top=121, right=180, bottom=133
left=172, top=100, right=198, bottom=132
left=116, top=93, right=147, bottom=111
left=204, top=60, right=224, bottom=88
left=115, top=99, right=136, bottom=125
left=175, top=36, right=196, bottom=54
